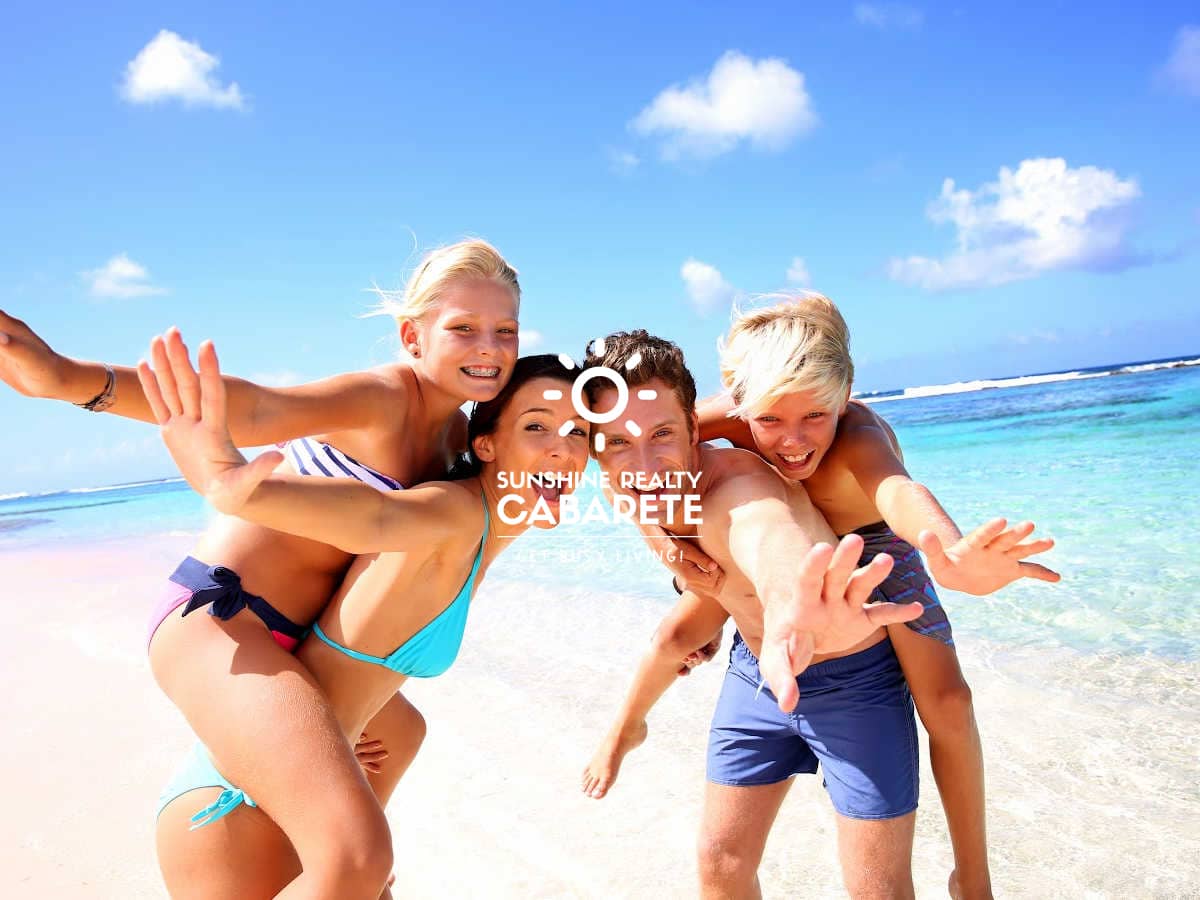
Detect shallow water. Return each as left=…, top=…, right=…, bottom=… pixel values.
left=4, top=360, right=1198, bottom=897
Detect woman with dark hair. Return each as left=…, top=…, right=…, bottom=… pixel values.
left=144, top=339, right=590, bottom=899
left=0, top=240, right=522, bottom=898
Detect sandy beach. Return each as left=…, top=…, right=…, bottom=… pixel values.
left=2, top=533, right=1198, bottom=899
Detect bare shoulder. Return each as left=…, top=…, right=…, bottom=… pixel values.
left=698, top=445, right=789, bottom=507
left=829, top=401, right=902, bottom=463
left=700, top=443, right=777, bottom=478
left=392, top=478, right=486, bottom=538
left=346, top=363, right=418, bottom=434
left=364, top=362, right=416, bottom=403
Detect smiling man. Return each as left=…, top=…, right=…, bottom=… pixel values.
left=582, top=330, right=926, bottom=900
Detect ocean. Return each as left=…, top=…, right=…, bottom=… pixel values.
left=4, top=353, right=1197, bottom=662
left=3, top=353, right=1198, bottom=896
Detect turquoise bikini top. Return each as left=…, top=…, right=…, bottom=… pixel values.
left=311, top=501, right=489, bottom=679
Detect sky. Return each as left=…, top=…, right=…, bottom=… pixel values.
left=2, top=1, right=1198, bottom=494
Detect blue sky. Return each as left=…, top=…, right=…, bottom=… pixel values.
left=2, top=1, right=1198, bottom=493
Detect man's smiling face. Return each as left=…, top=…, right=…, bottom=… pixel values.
left=591, top=376, right=698, bottom=522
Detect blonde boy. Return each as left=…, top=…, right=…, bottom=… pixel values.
left=583, top=295, right=1059, bottom=900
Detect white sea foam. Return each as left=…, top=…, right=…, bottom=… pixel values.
left=862, top=370, right=1106, bottom=403
left=65, top=476, right=183, bottom=495
left=1115, top=355, right=1200, bottom=374
left=860, top=356, right=1200, bottom=404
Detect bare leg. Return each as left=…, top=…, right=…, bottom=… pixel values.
left=582, top=589, right=728, bottom=799
left=157, top=788, right=299, bottom=900
left=150, top=610, right=392, bottom=899
left=888, top=625, right=992, bottom=899
left=697, top=779, right=793, bottom=899
left=835, top=811, right=916, bottom=900
left=360, top=691, right=428, bottom=806
left=158, top=693, right=426, bottom=900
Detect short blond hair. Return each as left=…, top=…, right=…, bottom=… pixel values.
left=719, top=292, right=854, bottom=419
left=369, top=238, right=520, bottom=324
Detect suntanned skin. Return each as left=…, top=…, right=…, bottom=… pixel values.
left=0, top=298, right=513, bottom=627
left=0, top=288, right=519, bottom=900
left=143, top=339, right=590, bottom=899
left=582, top=376, right=926, bottom=900
left=587, top=380, right=918, bottom=673
left=598, top=387, right=1060, bottom=900
left=581, top=403, right=896, bottom=800
left=701, top=391, right=1057, bottom=589
left=634, top=442, right=885, bottom=662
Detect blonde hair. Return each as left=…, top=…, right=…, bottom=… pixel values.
left=718, top=292, right=854, bottom=419
left=368, top=238, right=520, bottom=324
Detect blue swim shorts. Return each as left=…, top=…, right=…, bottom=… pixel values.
left=706, top=633, right=918, bottom=820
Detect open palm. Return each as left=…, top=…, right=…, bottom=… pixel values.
left=920, top=518, right=1060, bottom=596
left=137, top=330, right=282, bottom=514
left=758, top=535, right=923, bottom=713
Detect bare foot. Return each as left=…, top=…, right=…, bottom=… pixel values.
left=948, top=869, right=993, bottom=900
left=581, top=720, right=648, bottom=799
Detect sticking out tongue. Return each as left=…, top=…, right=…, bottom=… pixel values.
left=534, top=482, right=562, bottom=502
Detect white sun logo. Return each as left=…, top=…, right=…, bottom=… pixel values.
left=543, top=338, right=657, bottom=452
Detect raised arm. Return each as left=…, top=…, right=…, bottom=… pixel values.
left=696, top=392, right=756, bottom=448
left=839, top=421, right=1061, bottom=595
left=699, top=462, right=922, bottom=711
left=138, top=331, right=470, bottom=555
left=0, top=311, right=396, bottom=446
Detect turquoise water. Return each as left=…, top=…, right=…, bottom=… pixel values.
left=880, top=364, right=1200, bottom=660
left=5, top=361, right=1195, bottom=896
left=3, top=362, right=1199, bottom=661
left=501, top=362, right=1200, bottom=662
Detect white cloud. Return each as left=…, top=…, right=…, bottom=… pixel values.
left=681, top=259, right=737, bottom=314
left=82, top=254, right=168, bottom=299
left=632, top=51, right=816, bottom=159
left=1158, top=25, right=1200, bottom=96
left=121, top=30, right=246, bottom=110
left=854, top=3, right=924, bottom=29
left=607, top=148, right=640, bottom=174
left=886, top=158, right=1142, bottom=291
left=786, top=257, right=812, bottom=287
left=520, top=329, right=544, bottom=349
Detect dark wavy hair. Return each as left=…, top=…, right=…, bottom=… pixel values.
left=583, top=330, right=697, bottom=429
left=448, top=353, right=583, bottom=479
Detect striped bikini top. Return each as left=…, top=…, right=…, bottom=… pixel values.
left=310, top=499, right=489, bottom=678
left=283, top=437, right=404, bottom=493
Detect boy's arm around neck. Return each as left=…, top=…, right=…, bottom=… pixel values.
left=697, top=392, right=756, bottom=449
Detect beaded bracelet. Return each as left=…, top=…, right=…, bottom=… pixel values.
left=76, top=363, right=116, bottom=412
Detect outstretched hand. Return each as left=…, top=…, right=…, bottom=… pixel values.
left=920, top=518, right=1060, bottom=596
left=758, top=534, right=922, bottom=713
left=136, top=330, right=282, bottom=513
left=0, top=310, right=67, bottom=399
